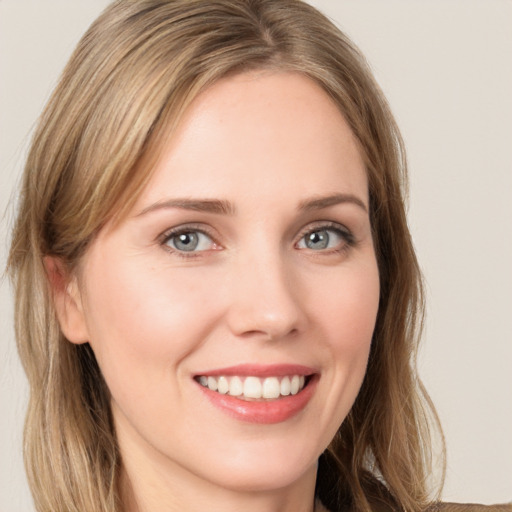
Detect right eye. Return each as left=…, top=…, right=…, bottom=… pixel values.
left=163, top=229, right=217, bottom=253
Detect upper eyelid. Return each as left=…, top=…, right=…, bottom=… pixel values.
left=294, top=221, right=355, bottom=250
left=157, top=220, right=353, bottom=248
left=159, top=223, right=217, bottom=242
left=159, top=225, right=220, bottom=257
left=296, top=220, right=351, bottom=238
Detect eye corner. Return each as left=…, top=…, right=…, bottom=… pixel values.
left=159, top=225, right=222, bottom=257
left=295, top=222, right=355, bottom=253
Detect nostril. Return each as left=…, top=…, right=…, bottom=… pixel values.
left=225, top=265, right=303, bottom=339
left=236, top=325, right=300, bottom=342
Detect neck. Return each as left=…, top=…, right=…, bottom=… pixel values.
left=120, top=464, right=319, bottom=512
left=117, top=423, right=319, bottom=512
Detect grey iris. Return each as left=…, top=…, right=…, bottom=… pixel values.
left=306, top=230, right=329, bottom=250
left=174, top=232, right=199, bottom=251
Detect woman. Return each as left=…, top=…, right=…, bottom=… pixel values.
left=6, top=1, right=510, bottom=511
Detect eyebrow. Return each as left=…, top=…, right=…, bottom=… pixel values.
left=298, top=193, right=368, bottom=213
left=136, top=192, right=367, bottom=218
left=136, top=198, right=236, bottom=217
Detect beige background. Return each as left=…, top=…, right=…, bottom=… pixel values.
left=1, top=1, right=511, bottom=510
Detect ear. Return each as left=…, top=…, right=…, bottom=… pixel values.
left=44, top=256, right=89, bottom=344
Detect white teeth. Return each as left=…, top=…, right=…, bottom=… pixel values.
left=262, top=377, right=280, bottom=399
left=207, top=376, right=218, bottom=391
left=290, top=375, right=300, bottom=395
left=228, top=376, right=243, bottom=396
left=217, top=376, right=229, bottom=394
left=198, top=374, right=308, bottom=400
left=244, top=377, right=262, bottom=399
left=280, top=376, right=291, bottom=396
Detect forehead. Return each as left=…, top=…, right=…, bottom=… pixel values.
left=134, top=71, right=367, bottom=211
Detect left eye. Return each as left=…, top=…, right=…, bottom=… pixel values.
left=297, top=227, right=346, bottom=251
left=164, top=230, right=214, bottom=252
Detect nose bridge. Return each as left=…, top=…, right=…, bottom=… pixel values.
left=226, top=241, right=302, bottom=340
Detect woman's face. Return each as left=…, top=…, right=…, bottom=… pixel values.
left=67, top=72, right=380, bottom=497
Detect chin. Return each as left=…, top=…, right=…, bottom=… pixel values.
left=208, top=457, right=317, bottom=493
left=187, top=434, right=322, bottom=493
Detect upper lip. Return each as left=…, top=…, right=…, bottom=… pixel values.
left=194, top=363, right=317, bottom=378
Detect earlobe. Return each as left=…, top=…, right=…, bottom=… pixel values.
left=44, top=256, right=89, bottom=345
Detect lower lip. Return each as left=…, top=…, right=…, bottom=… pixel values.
left=196, top=376, right=318, bottom=424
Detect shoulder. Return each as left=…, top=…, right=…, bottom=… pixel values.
left=430, top=503, right=512, bottom=512
left=318, top=497, right=512, bottom=512
left=352, top=502, right=512, bottom=512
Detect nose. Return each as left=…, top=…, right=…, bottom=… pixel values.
left=225, top=250, right=304, bottom=341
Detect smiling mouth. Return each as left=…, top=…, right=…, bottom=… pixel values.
left=195, top=374, right=310, bottom=401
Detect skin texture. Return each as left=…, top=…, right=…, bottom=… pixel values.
left=53, top=72, right=380, bottom=512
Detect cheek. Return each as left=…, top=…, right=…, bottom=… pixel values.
left=313, top=258, right=379, bottom=404
left=317, top=259, right=380, bottom=351
left=81, top=256, right=223, bottom=395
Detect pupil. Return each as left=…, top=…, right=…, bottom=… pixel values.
left=175, top=232, right=198, bottom=251
left=308, top=231, right=328, bottom=249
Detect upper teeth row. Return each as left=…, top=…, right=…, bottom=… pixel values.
left=198, top=375, right=306, bottom=399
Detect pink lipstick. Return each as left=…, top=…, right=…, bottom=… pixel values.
left=194, top=364, right=318, bottom=424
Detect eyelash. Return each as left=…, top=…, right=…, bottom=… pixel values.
left=159, top=224, right=219, bottom=259
left=296, top=222, right=355, bottom=255
left=159, top=222, right=355, bottom=259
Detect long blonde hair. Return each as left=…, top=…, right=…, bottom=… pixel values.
left=8, top=1, right=444, bottom=511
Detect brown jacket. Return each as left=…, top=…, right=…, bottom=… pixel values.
left=433, top=504, right=512, bottom=512
left=315, top=498, right=512, bottom=512
left=314, top=456, right=511, bottom=512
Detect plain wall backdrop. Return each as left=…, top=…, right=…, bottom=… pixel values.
left=1, top=1, right=511, bottom=510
